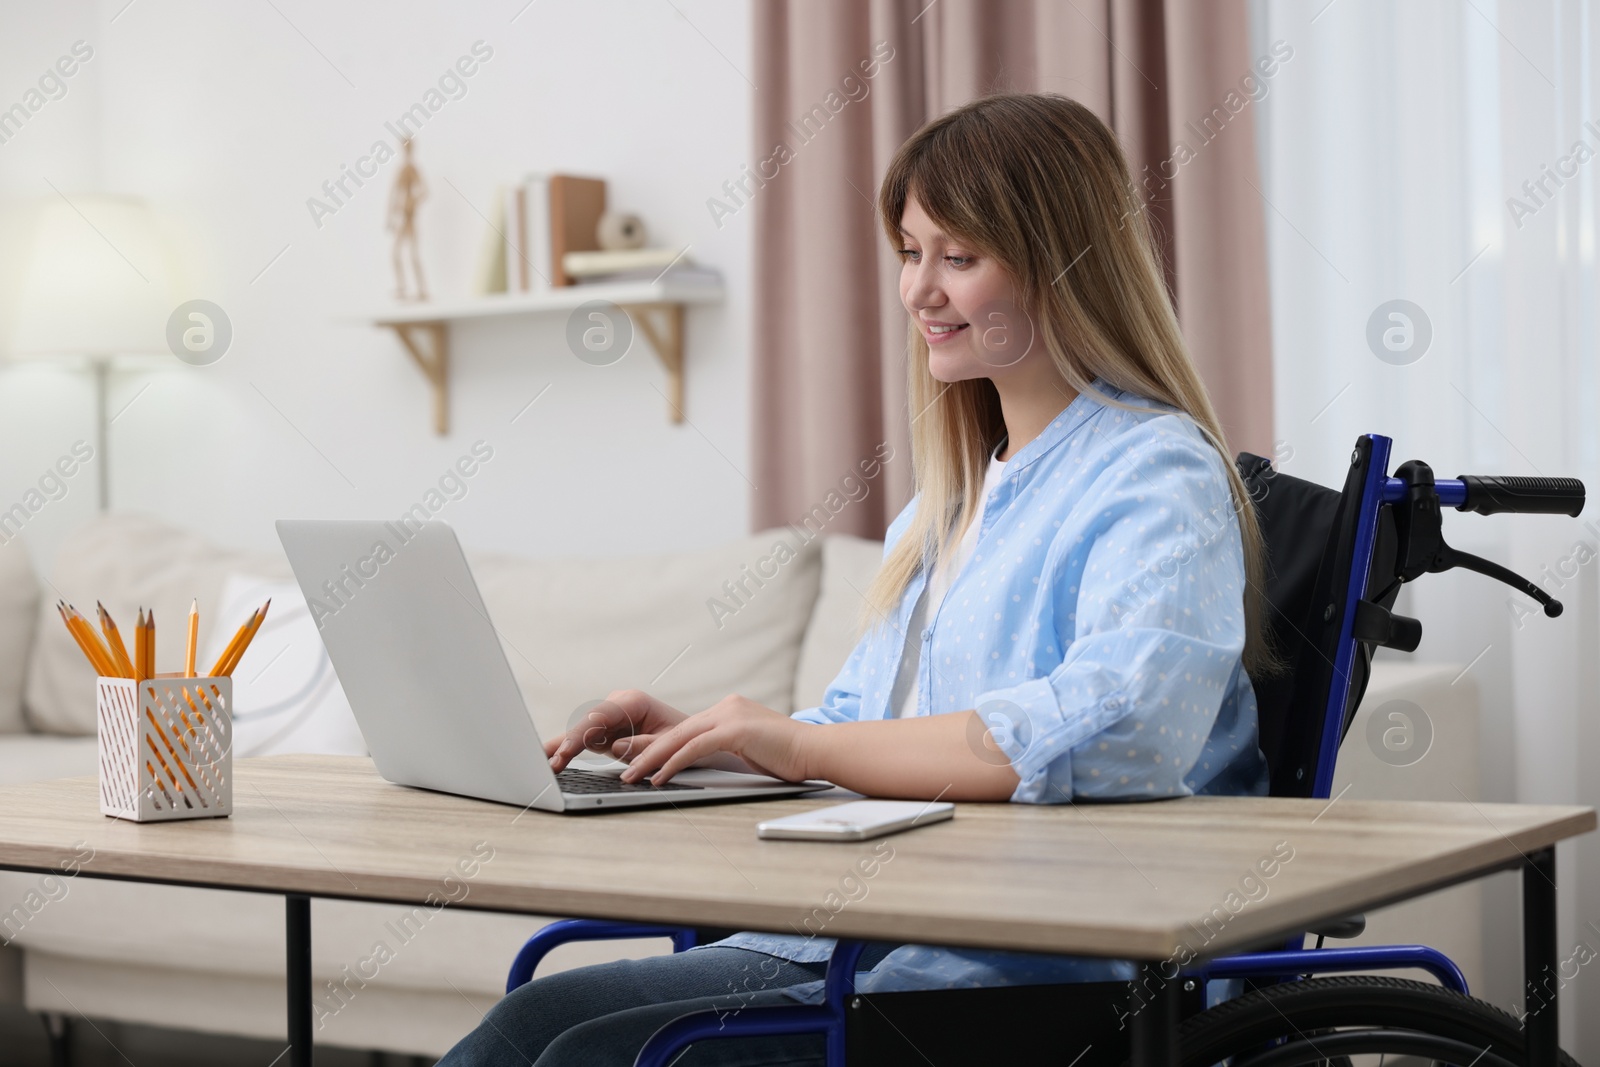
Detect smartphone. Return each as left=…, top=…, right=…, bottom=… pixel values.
left=757, top=800, right=955, bottom=841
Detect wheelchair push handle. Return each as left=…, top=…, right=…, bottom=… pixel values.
left=1389, top=474, right=1587, bottom=516
left=1450, top=475, right=1586, bottom=517
left=1382, top=460, right=1587, bottom=623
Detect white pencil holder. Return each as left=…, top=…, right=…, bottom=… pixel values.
left=96, top=675, right=233, bottom=822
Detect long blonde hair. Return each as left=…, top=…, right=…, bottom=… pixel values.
left=863, top=92, right=1282, bottom=678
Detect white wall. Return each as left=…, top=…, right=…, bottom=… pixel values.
left=0, top=0, right=754, bottom=575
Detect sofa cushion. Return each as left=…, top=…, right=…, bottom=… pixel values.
left=201, top=574, right=368, bottom=757
left=25, top=513, right=292, bottom=735
left=468, top=527, right=822, bottom=741
left=27, top=515, right=824, bottom=746
left=0, top=735, right=96, bottom=784
left=0, top=543, right=39, bottom=734
left=791, top=535, right=886, bottom=713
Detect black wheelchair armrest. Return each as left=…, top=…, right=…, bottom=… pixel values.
left=1306, top=913, right=1366, bottom=940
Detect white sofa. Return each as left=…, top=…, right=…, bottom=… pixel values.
left=0, top=514, right=1484, bottom=1059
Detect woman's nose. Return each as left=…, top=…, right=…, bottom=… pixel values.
left=904, top=261, right=944, bottom=311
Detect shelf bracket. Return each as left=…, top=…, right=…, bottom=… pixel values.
left=378, top=301, right=689, bottom=432
left=620, top=302, right=685, bottom=423
left=387, top=321, right=450, bottom=435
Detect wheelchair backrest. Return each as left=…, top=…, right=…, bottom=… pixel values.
left=1236, top=438, right=1401, bottom=799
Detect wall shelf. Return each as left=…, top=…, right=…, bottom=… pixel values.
left=363, top=278, right=724, bottom=434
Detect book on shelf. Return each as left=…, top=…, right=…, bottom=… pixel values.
left=548, top=174, right=606, bottom=287
left=563, top=247, right=691, bottom=278
left=473, top=184, right=509, bottom=295
left=504, top=172, right=550, bottom=293
left=573, top=263, right=723, bottom=287
left=479, top=172, right=607, bottom=295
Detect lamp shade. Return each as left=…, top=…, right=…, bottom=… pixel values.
left=7, top=194, right=176, bottom=359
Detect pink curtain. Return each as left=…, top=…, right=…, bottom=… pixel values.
left=750, top=0, right=1275, bottom=539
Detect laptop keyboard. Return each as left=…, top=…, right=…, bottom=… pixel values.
left=557, top=768, right=703, bottom=794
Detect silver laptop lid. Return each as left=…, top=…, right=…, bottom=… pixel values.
left=275, top=519, right=564, bottom=812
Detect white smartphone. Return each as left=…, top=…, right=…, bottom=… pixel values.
left=757, top=800, right=955, bottom=841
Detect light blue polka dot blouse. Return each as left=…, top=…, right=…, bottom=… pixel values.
left=710, top=377, right=1271, bottom=1002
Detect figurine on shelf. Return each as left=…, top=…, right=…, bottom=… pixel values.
left=388, top=136, right=429, bottom=302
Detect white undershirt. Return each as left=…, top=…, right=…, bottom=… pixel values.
left=891, top=442, right=1009, bottom=717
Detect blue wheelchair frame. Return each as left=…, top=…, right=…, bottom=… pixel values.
left=503, top=433, right=1497, bottom=1066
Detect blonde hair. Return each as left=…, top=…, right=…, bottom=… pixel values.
left=863, top=92, right=1282, bottom=678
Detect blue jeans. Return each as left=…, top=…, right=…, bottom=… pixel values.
left=436, top=947, right=838, bottom=1067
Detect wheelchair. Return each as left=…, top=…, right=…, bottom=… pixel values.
left=502, top=432, right=1588, bottom=1067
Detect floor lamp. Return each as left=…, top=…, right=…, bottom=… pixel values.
left=6, top=195, right=176, bottom=512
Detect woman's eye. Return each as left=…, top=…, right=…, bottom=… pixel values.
left=944, top=255, right=973, bottom=268
left=896, top=247, right=920, bottom=263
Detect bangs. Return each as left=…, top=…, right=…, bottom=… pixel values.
left=879, top=113, right=1015, bottom=264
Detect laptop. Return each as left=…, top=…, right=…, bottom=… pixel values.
left=275, top=519, right=831, bottom=813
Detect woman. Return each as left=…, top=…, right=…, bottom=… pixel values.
left=439, top=91, right=1280, bottom=1067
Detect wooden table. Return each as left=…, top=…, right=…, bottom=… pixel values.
left=0, top=755, right=1589, bottom=1066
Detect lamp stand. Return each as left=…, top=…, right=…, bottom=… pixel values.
left=92, top=356, right=109, bottom=513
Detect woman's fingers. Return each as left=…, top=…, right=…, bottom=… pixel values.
left=550, top=695, right=654, bottom=769
left=644, top=730, right=726, bottom=786
left=548, top=721, right=623, bottom=772
left=546, top=690, right=687, bottom=773
left=547, top=734, right=583, bottom=772
left=619, top=716, right=713, bottom=783
left=573, top=715, right=619, bottom=754
left=610, top=734, right=655, bottom=760
left=600, top=689, right=688, bottom=736
left=614, top=701, right=805, bottom=784
left=592, top=697, right=797, bottom=784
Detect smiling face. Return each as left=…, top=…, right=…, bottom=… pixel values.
left=897, top=194, right=1037, bottom=383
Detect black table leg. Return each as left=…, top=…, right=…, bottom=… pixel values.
left=287, top=893, right=313, bottom=1067
left=1130, top=962, right=1179, bottom=1067
left=1524, top=847, right=1558, bottom=1067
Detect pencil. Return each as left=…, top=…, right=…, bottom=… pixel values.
left=57, top=604, right=95, bottom=673
left=67, top=610, right=106, bottom=674
left=58, top=603, right=112, bottom=676
left=145, top=610, right=156, bottom=679
left=208, top=606, right=259, bottom=677
left=62, top=603, right=119, bottom=677
left=69, top=604, right=121, bottom=677
left=185, top=598, right=199, bottom=677
left=97, top=602, right=138, bottom=679
left=220, top=599, right=270, bottom=676
left=135, top=608, right=147, bottom=683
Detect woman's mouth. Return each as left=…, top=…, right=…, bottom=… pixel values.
left=924, top=322, right=969, bottom=345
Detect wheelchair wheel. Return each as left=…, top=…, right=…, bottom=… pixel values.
left=1133, top=975, right=1580, bottom=1067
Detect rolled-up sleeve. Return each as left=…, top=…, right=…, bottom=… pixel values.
left=972, top=426, right=1249, bottom=804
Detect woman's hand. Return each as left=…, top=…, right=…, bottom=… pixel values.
left=617, top=694, right=815, bottom=786
left=544, top=689, right=689, bottom=773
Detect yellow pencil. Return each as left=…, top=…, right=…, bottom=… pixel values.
left=59, top=603, right=113, bottom=676
left=185, top=598, right=199, bottom=677
left=220, top=599, right=271, bottom=676
left=62, top=604, right=102, bottom=671
left=208, top=607, right=258, bottom=677
left=56, top=604, right=94, bottom=670
left=69, top=604, right=120, bottom=677
left=135, top=608, right=148, bottom=683
left=63, top=603, right=119, bottom=677
left=144, top=609, right=157, bottom=680
left=97, top=602, right=138, bottom=679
